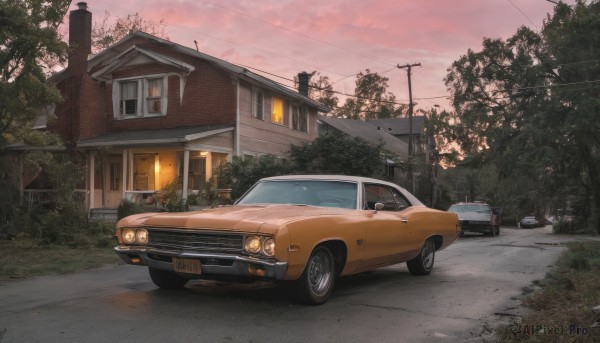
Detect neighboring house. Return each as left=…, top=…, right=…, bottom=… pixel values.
left=366, top=116, right=437, bottom=205
left=12, top=2, right=327, bottom=213
left=317, top=115, right=408, bottom=185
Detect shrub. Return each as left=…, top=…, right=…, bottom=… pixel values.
left=213, top=155, right=291, bottom=201
left=117, top=199, right=141, bottom=219
left=160, top=180, right=189, bottom=212
left=18, top=205, right=89, bottom=246
left=553, top=218, right=575, bottom=234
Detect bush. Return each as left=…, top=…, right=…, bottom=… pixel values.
left=553, top=218, right=575, bottom=234
left=213, top=155, right=291, bottom=201
left=160, top=179, right=189, bottom=212
left=117, top=199, right=141, bottom=219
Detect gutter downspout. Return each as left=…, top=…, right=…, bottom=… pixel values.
left=235, top=79, right=240, bottom=157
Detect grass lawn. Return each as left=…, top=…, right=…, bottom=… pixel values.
left=0, top=239, right=122, bottom=281
left=499, top=240, right=600, bottom=342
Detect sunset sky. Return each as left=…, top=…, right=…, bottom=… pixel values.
left=72, top=0, right=564, bottom=110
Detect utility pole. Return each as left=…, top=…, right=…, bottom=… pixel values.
left=397, top=63, right=421, bottom=193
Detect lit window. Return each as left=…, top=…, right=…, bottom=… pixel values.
left=115, top=76, right=167, bottom=118
left=272, top=97, right=283, bottom=124
left=252, top=88, right=263, bottom=120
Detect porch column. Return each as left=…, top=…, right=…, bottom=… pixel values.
left=128, top=150, right=134, bottom=191
left=182, top=150, right=189, bottom=199
left=89, top=151, right=95, bottom=211
left=122, top=150, right=128, bottom=199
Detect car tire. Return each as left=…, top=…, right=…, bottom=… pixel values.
left=407, top=238, right=435, bottom=276
left=295, top=246, right=336, bottom=305
left=149, top=267, right=189, bottom=289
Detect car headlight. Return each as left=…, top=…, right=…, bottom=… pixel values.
left=121, top=228, right=149, bottom=244
left=245, top=236, right=261, bottom=254
left=122, top=228, right=136, bottom=244
left=136, top=229, right=148, bottom=244
left=263, top=238, right=275, bottom=256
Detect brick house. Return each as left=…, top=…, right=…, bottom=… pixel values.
left=19, top=2, right=327, bottom=213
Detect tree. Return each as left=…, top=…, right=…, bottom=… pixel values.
left=335, top=69, right=404, bottom=120
left=289, top=131, right=395, bottom=177
left=213, top=155, right=291, bottom=201
left=444, top=0, right=600, bottom=233
left=0, top=0, right=68, bottom=148
left=0, top=0, right=69, bottom=231
left=92, top=11, right=169, bottom=53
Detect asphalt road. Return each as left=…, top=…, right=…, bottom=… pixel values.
left=0, top=226, right=593, bottom=343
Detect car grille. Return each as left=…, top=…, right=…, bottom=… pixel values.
left=147, top=229, right=244, bottom=254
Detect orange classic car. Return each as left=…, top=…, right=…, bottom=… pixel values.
left=115, top=175, right=460, bottom=304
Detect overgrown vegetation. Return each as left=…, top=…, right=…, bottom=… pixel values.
left=210, top=133, right=401, bottom=201
left=441, top=1, right=600, bottom=234
left=289, top=131, right=396, bottom=177
left=499, top=241, right=600, bottom=342
left=213, top=155, right=292, bottom=201
left=159, top=179, right=189, bottom=212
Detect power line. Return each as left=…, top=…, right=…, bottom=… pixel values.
left=237, top=63, right=409, bottom=106
left=198, top=0, right=399, bottom=68
left=505, top=0, right=539, bottom=29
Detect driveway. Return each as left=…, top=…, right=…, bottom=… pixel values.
left=0, top=226, right=589, bottom=343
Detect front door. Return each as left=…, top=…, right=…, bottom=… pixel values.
left=105, top=156, right=122, bottom=208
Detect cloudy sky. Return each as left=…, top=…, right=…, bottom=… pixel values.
left=72, top=0, right=563, bottom=110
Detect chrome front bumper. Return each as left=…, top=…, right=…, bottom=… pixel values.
left=115, top=246, right=288, bottom=280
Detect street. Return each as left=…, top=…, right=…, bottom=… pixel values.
left=0, top=226, right=590, bottom=343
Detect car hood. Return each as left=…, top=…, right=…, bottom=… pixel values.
left=117, top=204, right=354, bottom=234
left=453, top=211, right=491, bottom=222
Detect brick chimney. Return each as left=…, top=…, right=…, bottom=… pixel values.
left=298, top=71, right=310, bottom=97
left=68, top=2, right=92, bottom=75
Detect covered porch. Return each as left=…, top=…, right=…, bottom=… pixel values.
left=78, top=125, right=235, bottom=211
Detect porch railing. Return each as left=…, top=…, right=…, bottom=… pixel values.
left=22, top=189, right=88, bottom=212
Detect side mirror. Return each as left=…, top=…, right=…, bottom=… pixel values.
left=374, top=202, right=384, bottom=213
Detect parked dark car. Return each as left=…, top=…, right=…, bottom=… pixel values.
left=520, top=216, right=539, bottom=228
left=448, top=202, right=501, bottom=236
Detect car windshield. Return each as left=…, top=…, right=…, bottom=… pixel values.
left=448, top=204, right=491, bottom=214
left=524, top=216, right=536, bottom=220
left=236, top=180, right=358, bottom=209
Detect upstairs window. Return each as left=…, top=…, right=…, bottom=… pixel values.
left=146, top=78, right=163, bottom=114
left=120, top=81, right=138, bottom=115
left=114, top=75, right=167, bottom=118
left=272, top=97, right=283, bottom=125
left=291, top=104, right=308, bottom=132
left=252, top=88, right=264, bottom=120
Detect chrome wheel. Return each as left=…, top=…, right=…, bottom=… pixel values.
left=407, top=238, right=436, bottom=276
left=421, top=239, right=435, bottom=270
left=295, top=246, right=336, bottom=304
left=307, top=249, right=333, bottom=296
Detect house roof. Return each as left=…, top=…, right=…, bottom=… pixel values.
left=366, top=116, right=426, bottom=136
left=76, top=124, right=234, bottom=148
left=49, top=31, right=329, bottom=112
left=317, top=116, right=408, bottom=159
left=4, top=143, right=66, bottom=152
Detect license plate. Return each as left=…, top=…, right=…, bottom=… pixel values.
left=173, top=258, right=201, bottom=275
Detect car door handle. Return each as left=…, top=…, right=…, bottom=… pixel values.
left=400, top=217, right=408, bottom=223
